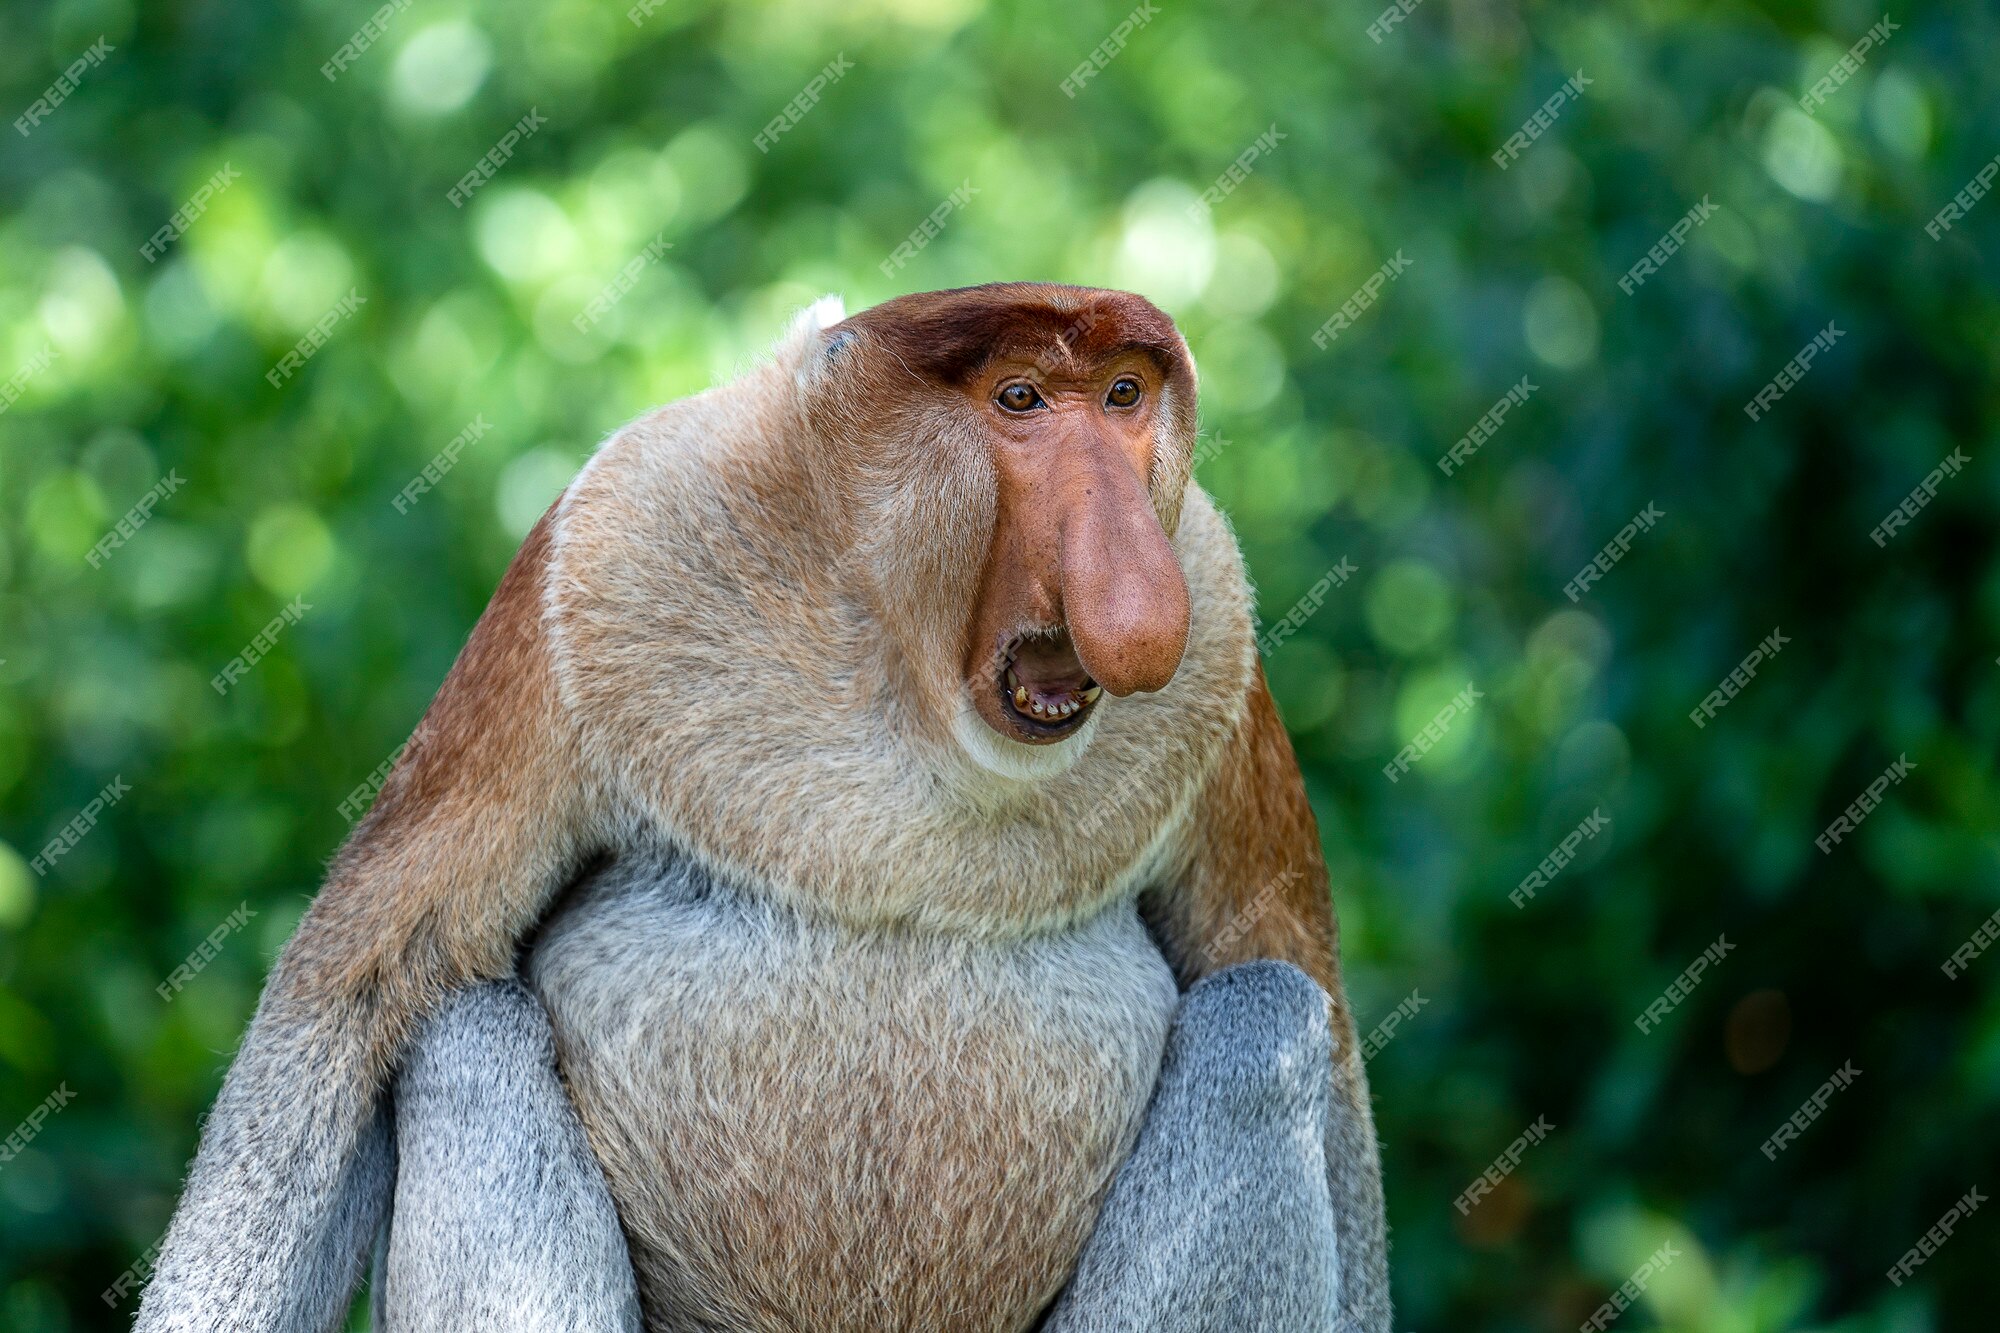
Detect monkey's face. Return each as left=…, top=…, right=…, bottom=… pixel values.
left=824, top=285, right=1198, bottom=770
left=957, top=349, right=1190, bottom=747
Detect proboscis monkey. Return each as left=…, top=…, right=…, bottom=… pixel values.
left=137, top=285, right=1389, bottom=1333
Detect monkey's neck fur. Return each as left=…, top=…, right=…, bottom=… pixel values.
left=545, top=300, right=1256, bottom=937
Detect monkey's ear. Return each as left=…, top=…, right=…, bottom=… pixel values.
left=774, top=294, right=848, bottom=362
left=777, top=294, right=856, bottom=399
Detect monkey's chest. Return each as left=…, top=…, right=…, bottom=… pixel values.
left=526, top=859, right=1178, bottom=1333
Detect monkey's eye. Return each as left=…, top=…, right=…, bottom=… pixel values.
left=1106, top=377, right=1143, bottom=408
left=996, top=383, right=1045, bottom=413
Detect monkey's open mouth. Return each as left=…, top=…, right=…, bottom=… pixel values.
left=998, top=629, right=1102, bottom=739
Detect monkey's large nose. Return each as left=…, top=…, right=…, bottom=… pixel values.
left=1058, top=450, right=1190, bottom=697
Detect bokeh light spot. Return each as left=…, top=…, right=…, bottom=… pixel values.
left=1523, top=276, right=1598, bottom=369
left=1763, top=105, right=1842, bottom=202
left=246, top=505, right=336, bottom=594
left=391, top=21, right=493, bottom=116
left=0, top=843, right=33, bottom=930
left=1366, top=559, right=1456, bottom=656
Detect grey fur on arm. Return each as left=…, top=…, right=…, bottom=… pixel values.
left=1042, top=961, right=1347, bottom=1333
left=377, top=980, right=641, bottom=1333
left=134, top=982, right=395, bottom=1332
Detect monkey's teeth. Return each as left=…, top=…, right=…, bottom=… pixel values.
left=1002, top=662, right=1101, bottom=723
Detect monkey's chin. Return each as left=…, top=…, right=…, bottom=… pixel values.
left=952, top=705, right=1101, bottom=781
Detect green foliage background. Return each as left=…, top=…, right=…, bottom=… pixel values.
left=3, top=0, right=1997, bottom=1327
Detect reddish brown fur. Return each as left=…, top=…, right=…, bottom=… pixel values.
left=840, top=283, right=1195, bottom=393
left=272, top=503, right=596, bottom=1074
left=1152, top=664, right=1385, bottom=1320
left=1150, top=661, right=1364, bottom=1101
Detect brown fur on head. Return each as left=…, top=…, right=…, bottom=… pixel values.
left=807, top=284, right=1200, bottom=756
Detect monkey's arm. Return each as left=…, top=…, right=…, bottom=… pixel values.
left=1136, top=666, right=1390, bottom=1332
left=1043, top=959, right=1341, bottom=1332
left=376, top=980, right=641, bottom=1333
left=138, top=509, right=603, bottom=1333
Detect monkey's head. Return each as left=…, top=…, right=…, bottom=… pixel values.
left=560, top=285, right=1247, bottom=915
left=803, top=284, right=1200, bottom=779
